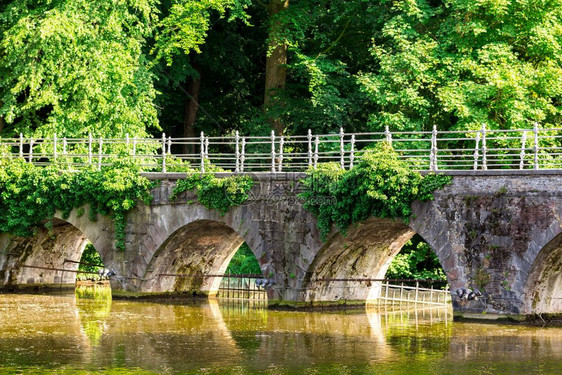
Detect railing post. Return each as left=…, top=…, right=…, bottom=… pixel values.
left=339, top=127, right=345, bottom=169
left=430, top=125, right=438, bottom=171
left=205, top=137, right=209, bottom=160
left=29, top=137, right=33, bottom=163
left=430, top=284, right=434, bottom=304
left=235, top=130, right=240, bottom=173
left=98, top=138, right=103, bottom=171
left=240, top=137, right=246, bottom=172
left=307, top=129, right=312, bottom=167
left=473, top=132, right=481, bottom=170
left=533, top=122, right=539, bottom=170
left=19, top=133, right=23, bottom=158
left=168, top=136, right=172, bottom=155
left=270, top=130, right=276, bottom=173
left=132, top=138, right=137, bottom=157
left=278, top=136, right=284, bottom=172
left=88, top=133, right=93, bottom=165
left=384, top=281, right=389, bottom=301
left=481, top=124, right=487, bottom=170
left=519, top=131, right=527, bottom=170
left=314, top=136, right=319, bottom=169
left=385, top=126, right=392, bottom=146
left=349, top=134, right=355, bottom=169
left=200, top=132, right=205, bottom=173
left=161, top=133, right=167, bottom=173
left=53, top=134, right=58, bottom=162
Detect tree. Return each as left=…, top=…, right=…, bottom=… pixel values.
left=0, top=0, right=159, bottom=138
left=264, top=0, right=289, bottom=135
left=281, top=0, right=562, bottom=133
left=0, top=0, right=249, bottom=138
left=153, top=3, right=267, bottom=142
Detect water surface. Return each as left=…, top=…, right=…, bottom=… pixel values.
left=0, top=288, right=561, bottom=374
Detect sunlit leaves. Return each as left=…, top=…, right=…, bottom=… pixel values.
left=225, top=243, right=261, bottom=274
left=0, top=0, right=251, bottom=138
left=171, top=163, right=254, bottom=214
left=300, top=143, right=451, bottom=238
left=153, top=0, right=251, bottom=65
left=0, top=0, right=159, bottom=138
left=272, top=0, right=562, bottom=134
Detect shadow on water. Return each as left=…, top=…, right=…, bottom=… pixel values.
left=0, top=288, right=561, bottom=374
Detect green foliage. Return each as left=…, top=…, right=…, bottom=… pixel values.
left=0, top=0, right=248, bottom=138
left=77, top=243, right=104, bottom=280
left=153, top=0, right=251, bottom=65
left=299, top=143, right=451, bottom=238
left=265, top=0, right=562, bottom=134
left=79, top=243, right=103, bottom=273
left=225, top=243, right=261, bottom=275
left=0, top=0, right=159, bottom=138
left=154, top=2, right=267, bottom=138
left=386, top=235, right=447, bottom=282
left=0, top=158, right=154, bottom=250
left=171, top=164, right=254, bottom=214
left=2, top=0, right=561, bottom=140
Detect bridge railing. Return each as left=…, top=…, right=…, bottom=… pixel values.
left=2, top=124, right=562, bottom=172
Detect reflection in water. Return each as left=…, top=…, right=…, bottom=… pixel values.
left=0, top=289, right=561, bottom=374
left=75, top=285, right=112, bottom=347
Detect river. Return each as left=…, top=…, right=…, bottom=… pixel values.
left=0, top=287, right=561, bottom=374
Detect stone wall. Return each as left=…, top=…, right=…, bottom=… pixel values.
left=410, top=173, right=562, bottom=315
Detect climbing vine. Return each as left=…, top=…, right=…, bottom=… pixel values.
left=0, top=158, right=154, bottom=250
left=171, top=163, right=254, bottom=214
left=299, top=143, right=451, bottom=238
left=0, top=155, right=254, bottom=252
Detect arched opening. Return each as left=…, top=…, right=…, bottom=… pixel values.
left=523, top=233, right=562, bottom=314
left=385, top=234, right=448, bottom=287
left=0, top=219, right=109, bottom=290
left=303, top=218, right=451, bottom=307
left=75, top=242, right=109, bottom=286
left=140, top=219, right=263, bottom=296
left=217, top=242, right=268, bottom=302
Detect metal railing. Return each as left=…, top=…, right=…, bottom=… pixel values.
left=367, top=281, right=451, bottom=307
left=217, top=275, right=268, bottom=301
left=2, top=124, right=562, bottom=172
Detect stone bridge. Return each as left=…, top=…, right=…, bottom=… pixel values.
left=1, top=171, right=562, bottom=319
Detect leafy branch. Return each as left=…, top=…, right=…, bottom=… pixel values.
left=299, top=142, right=451, bottom=238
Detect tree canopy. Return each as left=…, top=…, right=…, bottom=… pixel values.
left=0, top=0, right=159, bottom=137
left=2, top=0, right=560, bottom=139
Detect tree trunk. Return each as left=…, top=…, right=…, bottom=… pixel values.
left=183, top=65, right=201, bottom=155
left=264, top=0, right=289, bottom=136
left=0, top=101, right=4, bottom=134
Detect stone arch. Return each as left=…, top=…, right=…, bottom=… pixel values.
left=302, top=217, right=454, bottom=305
left=53, top=207, right=117, bottom=268
left=0, top=217, right=110, bottom=288
left=522, top=231, right=562, bottom=314
left=139, top=219, right=264, bottom=295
